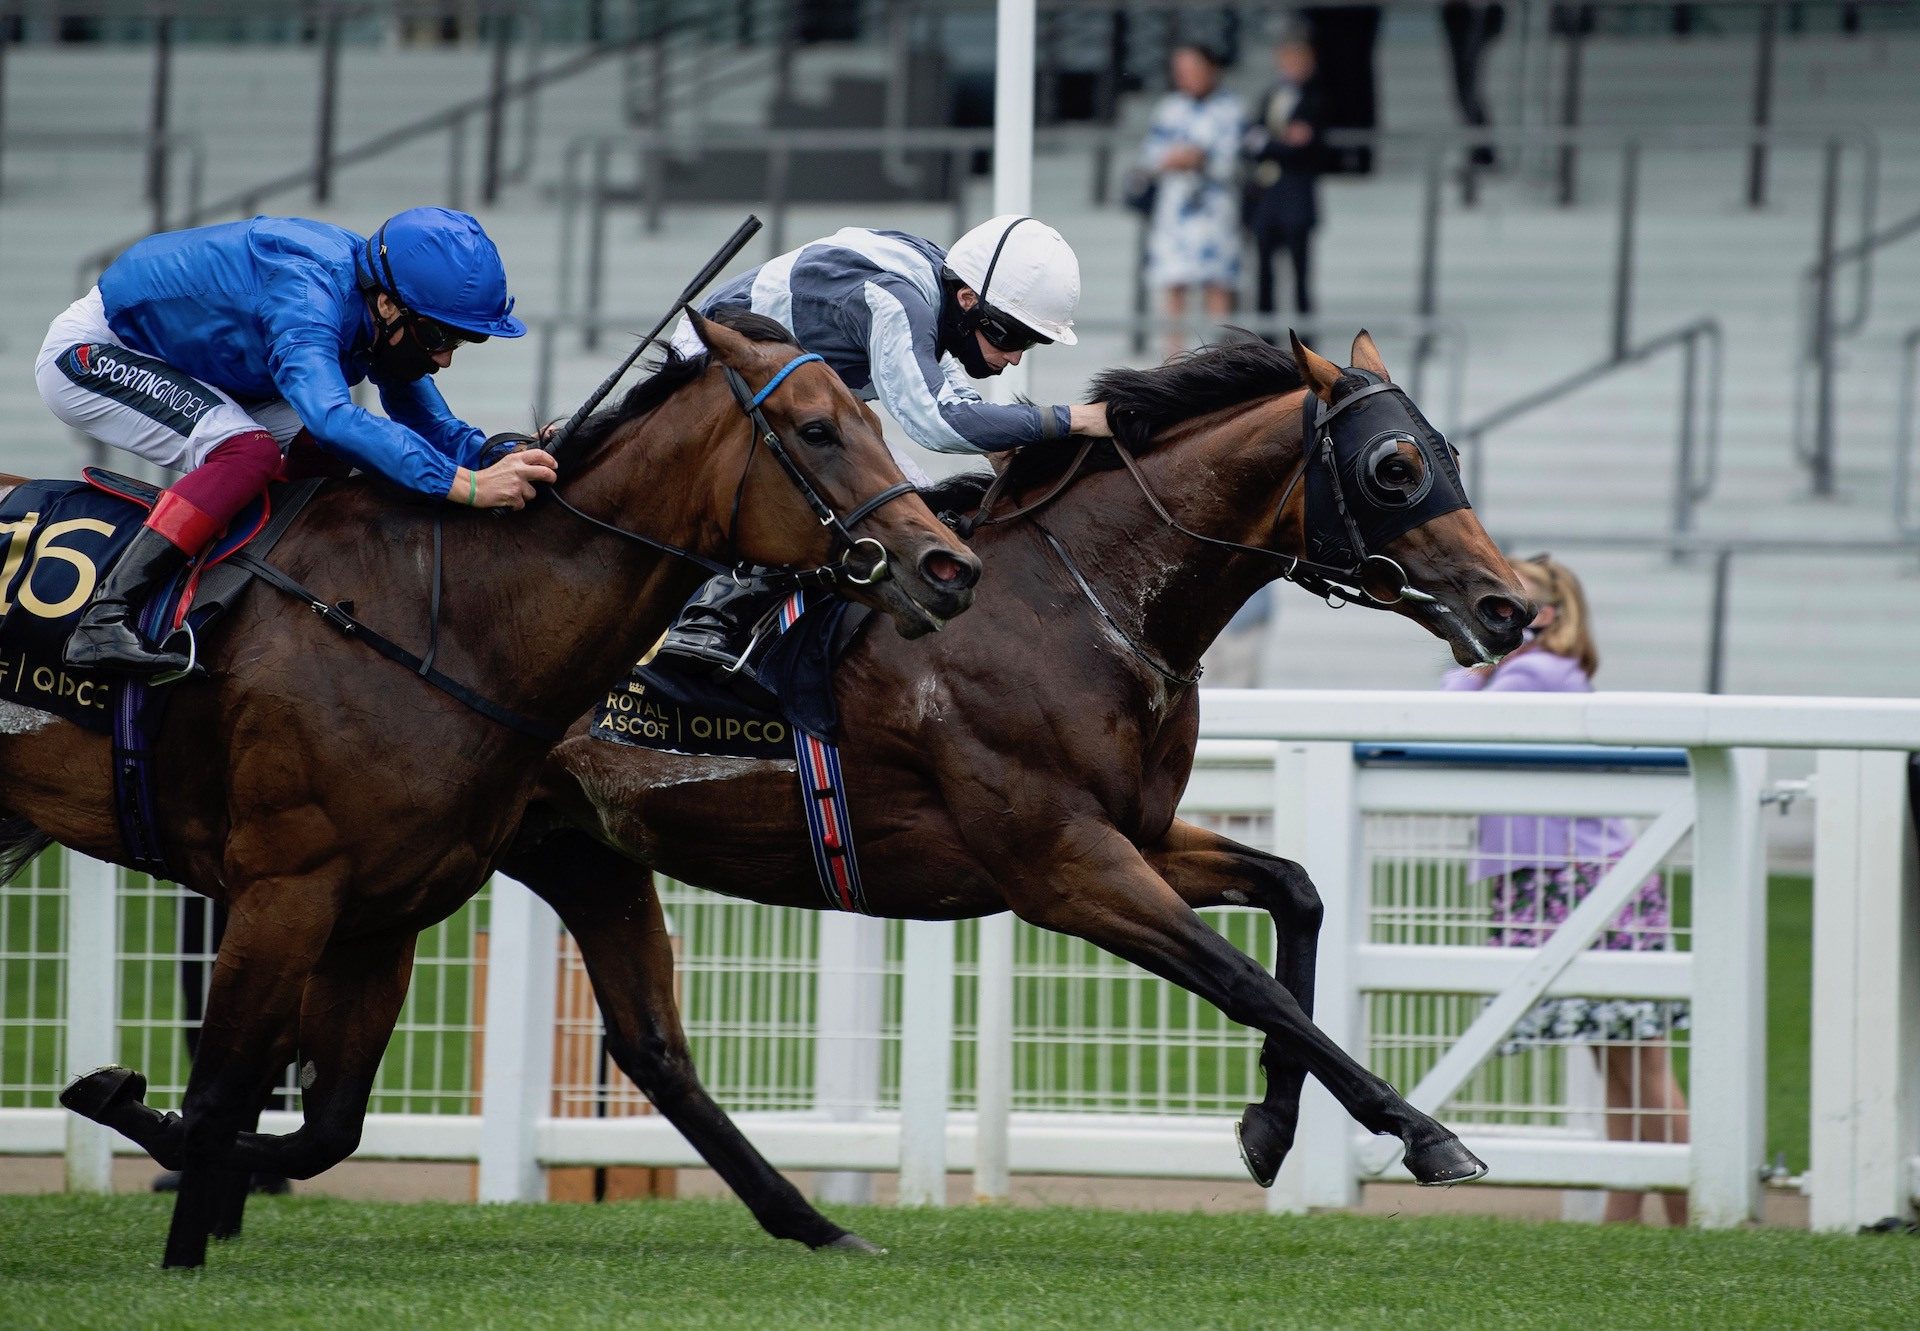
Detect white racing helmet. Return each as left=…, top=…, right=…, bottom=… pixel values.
left=945, top=214, right=1081, bottom=346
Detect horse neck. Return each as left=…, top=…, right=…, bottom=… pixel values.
left=444, top=387, right=738, bottom=730
left=1045, top=394, right=1309, bottom=682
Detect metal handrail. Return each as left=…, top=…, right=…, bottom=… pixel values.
left=1487, top=528, right=1920, bottom=695
left=0, top=130, right=204, bottom=230
left=1896, top=326, right=1920, bottom=540
left=1460, top=318, right=1723, bottom=545
left=525, top=309, right=1469, bottom=440
left=67, top=1, right=766, bottom=288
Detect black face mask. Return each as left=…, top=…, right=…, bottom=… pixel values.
left=939, top=284, right=999, bottom=379
left=367, top=312, right=440, bottom=384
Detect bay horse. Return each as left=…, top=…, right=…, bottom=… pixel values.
left=499, top=332, right=1532, bottom=1251
left=5, top=307, right=980, bottom=1267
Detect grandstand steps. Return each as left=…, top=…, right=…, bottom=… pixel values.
left=1, top=27, right=1915, bottom=695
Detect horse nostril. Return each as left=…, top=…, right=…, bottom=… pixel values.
left=919, top=549, right=980, bottom=590
left=1477, top=595, right=1526, bottom=633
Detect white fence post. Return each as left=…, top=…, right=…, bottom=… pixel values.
left=973, top=912, right=1014, bottom=1202
left=1687, top=746, right=1767, bottom=1227
left=63, top=854, right=118, bottom=1194
left=897, top=918, right=953, bottom=1206
left=813, top=912, right=884, bottom=1205
left=1810, top=749, right=1920, bottom=1231
left=477, top=874, right=558, bottom=1203
left=1291, top=741, right=1362, bottom=1210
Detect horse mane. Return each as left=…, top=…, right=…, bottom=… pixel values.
left=922, top=335, right=1309, bottom=516
left=563, top=307, right=801, bottom=459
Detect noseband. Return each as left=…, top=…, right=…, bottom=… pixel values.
left=548, top=349, right=919, bottom=588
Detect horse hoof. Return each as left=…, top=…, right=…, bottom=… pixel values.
left=1234, top=1104, right=1291, bottom=1189
left=820, top=1233, right=887, bottom=1256
left=60, top=1066, right=147, bottom=1122
left=1403, top=1136, right=1489, bottom=1187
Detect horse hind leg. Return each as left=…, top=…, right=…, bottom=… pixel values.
left=502, top=830, right=879, bottom=1253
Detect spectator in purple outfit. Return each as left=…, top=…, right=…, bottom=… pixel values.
left=1444, top=554, right=1690, bottom=1225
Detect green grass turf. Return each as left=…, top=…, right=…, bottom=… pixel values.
left=1, top=1195, right=1914, bottom=1331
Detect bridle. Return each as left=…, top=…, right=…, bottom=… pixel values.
left=546, top=349, right=919, bottom=589
left=719, top=353, right=918, bottom=586
left=962, top=367, right=1467, bottom=611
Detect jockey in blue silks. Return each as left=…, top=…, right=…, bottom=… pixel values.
left=34, top=206, right=556, bottom=677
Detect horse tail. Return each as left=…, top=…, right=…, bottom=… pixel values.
left=0, top=814, right=54, bottom=885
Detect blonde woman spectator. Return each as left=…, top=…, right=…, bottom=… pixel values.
left=1445, top=555, right=1691, bottom=1225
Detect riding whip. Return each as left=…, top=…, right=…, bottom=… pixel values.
left=547, top=213, right=764, bottom=467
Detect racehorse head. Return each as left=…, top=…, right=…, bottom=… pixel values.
left=1046, top=329, right=1528, bottom=672
left=1290, top=332, right=1529, bottom=665
left=574, top=307, right=980, bottom=637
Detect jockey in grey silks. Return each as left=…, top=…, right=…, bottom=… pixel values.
left=657, top=215, right=1111, bottom=672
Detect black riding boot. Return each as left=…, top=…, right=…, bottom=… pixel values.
left=63, top=526, right=193, bottom=676
left=656, top=571, right=785, bottom=673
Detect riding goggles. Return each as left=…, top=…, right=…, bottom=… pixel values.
left=406, top=312, right=488, bottom=354
left=973, top=303, right=1052, bottom=353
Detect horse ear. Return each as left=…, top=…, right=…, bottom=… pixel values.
left=1350, top=329, right=1390, bottom=381
left=1290, top=330, right=1343, bottom=402
left=687, top=307, right=752, bottom=367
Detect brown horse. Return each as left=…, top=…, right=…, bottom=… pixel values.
left=3, top=308, right=980, bottom=1267
left=500, top=332, right=1531, bottom=1250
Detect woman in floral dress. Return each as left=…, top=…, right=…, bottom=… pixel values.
left=1138, top=44, right=1245, bottom=360
left=1444, top=555, right=1691, bottom=1224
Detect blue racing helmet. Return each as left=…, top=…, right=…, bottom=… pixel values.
left=363, top=206, right=526, bottom=339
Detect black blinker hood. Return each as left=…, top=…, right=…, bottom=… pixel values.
left=1303, top=369, right=1469, bottom=570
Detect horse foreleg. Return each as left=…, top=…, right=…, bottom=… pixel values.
left=503, top=830, right=877, bottom=1252
left=1144, top=818, right=1322, bottom=1188
left=207, top=1015, right=299, bottom=1241
left=1007, top=824, right=1484, bottom=1186
left=209, top=930, right=418, bottom=1182
left=160, top=886, right=333, bottom=1269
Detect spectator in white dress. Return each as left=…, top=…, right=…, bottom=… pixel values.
left=1139, top=44, right=1244, bottom=360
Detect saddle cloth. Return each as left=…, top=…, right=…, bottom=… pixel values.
left=589, top=588, right=874, bottom=913
left=0, top=468, right=299, bottom=732
left=589, top=590, right=868, bottom=759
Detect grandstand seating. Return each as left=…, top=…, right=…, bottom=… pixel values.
left=1, top=14, right=1915, bottom=695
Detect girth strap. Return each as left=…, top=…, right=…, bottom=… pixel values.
left=227, top=550, right=565, bottom=743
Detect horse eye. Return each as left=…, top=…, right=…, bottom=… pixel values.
left=1380, top=458, right=1416, bottom=486
left=799, top=421, right=838, bottom=447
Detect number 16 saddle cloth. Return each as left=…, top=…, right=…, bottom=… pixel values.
left=0, top=468, right=321, bottom=881
left=0, top=469, right=301, bottom=730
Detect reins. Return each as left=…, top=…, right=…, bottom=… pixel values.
left=963, top=378, right=1443, bottom=612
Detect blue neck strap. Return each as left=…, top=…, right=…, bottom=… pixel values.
left=748, top=353, right=824, bottom=410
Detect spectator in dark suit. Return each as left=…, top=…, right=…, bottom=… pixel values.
left=1442, top=2, right=1506, bottom=167
left=1243, top=35, right=1326, bottom=319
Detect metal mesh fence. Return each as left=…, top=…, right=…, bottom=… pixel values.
left=1365, top=808, right=1694, bottom=1142
left=0, top=849, right=65, bottom=1109
left=0, top=779, right=1695, bottom=1146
